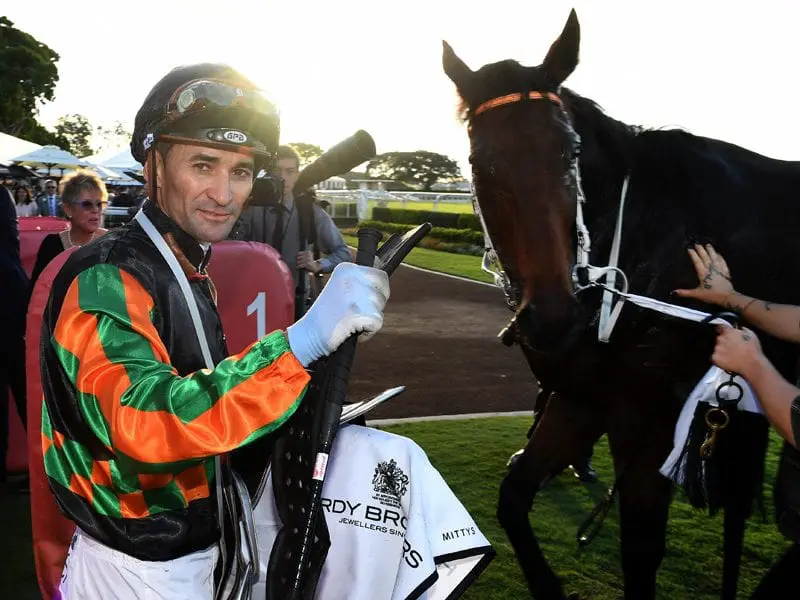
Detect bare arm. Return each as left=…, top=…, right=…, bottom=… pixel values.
left=722, top=293, right=800, bottom=344
left=713, top=326, right=799, bottom=447
left=674, top=243, right=800, bottom=343
left=744, top=355, right=799, bottom=447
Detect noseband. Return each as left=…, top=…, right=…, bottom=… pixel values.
left=469, top=89, right=631, bottom=343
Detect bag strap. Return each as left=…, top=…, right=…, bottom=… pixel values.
left=134, top=211, right=214, bottom=368
left=135, top=211, right=255, bottom=598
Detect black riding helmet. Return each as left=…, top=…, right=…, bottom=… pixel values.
left=131, top=63, right=280, bottom=169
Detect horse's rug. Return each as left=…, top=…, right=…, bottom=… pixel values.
left=251, top=425, right=495, bottom=599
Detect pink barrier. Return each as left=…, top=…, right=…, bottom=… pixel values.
left=27, top=250, right=77, bottom=600
left=6, top=219, right=68, bottom=474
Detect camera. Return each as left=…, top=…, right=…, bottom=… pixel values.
left=247, top=172, right=284, bottom=208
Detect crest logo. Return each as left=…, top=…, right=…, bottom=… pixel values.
left=372, top=459, right=409, bottom=500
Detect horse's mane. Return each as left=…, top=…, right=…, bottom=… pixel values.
left=561, top=86, right=800, bottom=377
left=562, top=87, right=800, bottom=185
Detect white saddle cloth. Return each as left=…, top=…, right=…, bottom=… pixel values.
left=251, top=424, right=495, bottom=599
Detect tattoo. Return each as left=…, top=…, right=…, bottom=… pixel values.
left=703, top=264, right=728, bottom=289
left=723, top=293, right=744, bottom=315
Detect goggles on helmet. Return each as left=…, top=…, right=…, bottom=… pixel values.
left=166, top=79, right=276, bottom=120
left=151, top=78, right=279, bottom=159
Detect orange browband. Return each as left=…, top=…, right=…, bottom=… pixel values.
left=473, top=91, right=563, bottom=117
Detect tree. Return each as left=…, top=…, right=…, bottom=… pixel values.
left=0, top=17, right=60, bottom=137
left=95, top=121, right=132, bottom=155
left=54, top=114, right=95, bottom=157
left=287, top=142, right=323, bottom=168
left=366, top=151, right=462, bottom=191
left=17, top=119, right=68, bottom=148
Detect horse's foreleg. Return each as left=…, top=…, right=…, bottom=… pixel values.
left=616, top=478, right=671, bottom=600
left=608, top=411, right=674, bottom=600
left=498, top=392, right=603, bottom=600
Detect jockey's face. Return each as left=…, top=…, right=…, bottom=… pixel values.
left=150, top=143, right=255, bottom=243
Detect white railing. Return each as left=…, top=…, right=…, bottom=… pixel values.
left=316, top=189, right=473, bottom=221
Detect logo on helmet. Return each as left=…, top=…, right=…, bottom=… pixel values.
left=223, top=130, right=248, bottom=144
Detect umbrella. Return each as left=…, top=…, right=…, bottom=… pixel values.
left=87, top=164, right=125, bottom=181
left=11, top=145, right=89, bottom=176
left=98, top=148, right=142, bottom=173
left=0, top=132, right=41, bottom=163
left=106, top=179, right=143, bottom=187
left=0, top=161, right=40, bottom=179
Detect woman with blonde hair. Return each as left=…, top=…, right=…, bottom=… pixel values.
left=30, top=170, right=108, bottom=288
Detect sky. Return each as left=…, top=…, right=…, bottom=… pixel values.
left=6, top=1, right=800, bottom=175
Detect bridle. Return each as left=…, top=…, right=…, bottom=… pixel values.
left=469, top=89, right=631, bottom=343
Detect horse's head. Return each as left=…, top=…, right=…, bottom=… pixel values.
left=443, top=10, right=585, bottom=354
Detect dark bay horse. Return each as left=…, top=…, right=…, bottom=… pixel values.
left=443, top=9, right=800, bottom=600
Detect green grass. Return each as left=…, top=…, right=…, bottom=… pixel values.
left=368, top=200, right=474, bottom=215
left=376, top=417, right=788, bottom=600
left=0, top=418, right=789, bottom=598
left=0, top=489, right=39, bottom=600
left=343, top=234, right=494, bottom=284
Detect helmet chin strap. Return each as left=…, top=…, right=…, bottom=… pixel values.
left=146, top=147, right=163, bottom=213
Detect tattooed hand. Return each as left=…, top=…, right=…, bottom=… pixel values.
left=711, top=325, right=764, bottom=378
left=673, top=243, right=735, bottom=306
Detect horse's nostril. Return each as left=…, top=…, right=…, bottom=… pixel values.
left=520, top=301, right=584, bottom=354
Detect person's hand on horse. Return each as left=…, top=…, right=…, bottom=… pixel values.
left=712, top=325, right=764, bottom=379
left=673, top=243, right=735, bottom=306
left=297, top=250, right=322, bottom=274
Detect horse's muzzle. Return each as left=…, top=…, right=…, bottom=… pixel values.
left=517, top=299, right=585, bottom=355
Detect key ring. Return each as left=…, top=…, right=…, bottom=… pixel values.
left=716, top=379, right=743, bottom=407
left=705, top=406, right=730, bottom=430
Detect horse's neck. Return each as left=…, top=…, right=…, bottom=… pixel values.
left=580, top=129, right=800, bottom=309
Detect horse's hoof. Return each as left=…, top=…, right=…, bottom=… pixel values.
left=569, top=462, right=598, bottom=483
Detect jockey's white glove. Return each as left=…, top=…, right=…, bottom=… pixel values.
left=287, top=262, right=390, bottom=367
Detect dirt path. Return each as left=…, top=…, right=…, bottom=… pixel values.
left=348, top=265, right=539, bottom=419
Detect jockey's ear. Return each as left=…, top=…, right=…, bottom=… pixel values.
left=542, top=8, right=580, bottom=86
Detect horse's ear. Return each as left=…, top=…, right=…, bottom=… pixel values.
left=442, top=41, right=474, bottom=94
left=542, top=8, right=580, bottom=85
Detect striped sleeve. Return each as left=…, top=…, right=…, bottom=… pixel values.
left=51, top=263, right=309, bottom=467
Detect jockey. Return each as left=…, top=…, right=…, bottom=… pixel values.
left=42, top=63, right=390, bottom=600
